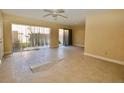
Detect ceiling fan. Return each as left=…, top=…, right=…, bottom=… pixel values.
left=43, top=9, right=68, bottom=20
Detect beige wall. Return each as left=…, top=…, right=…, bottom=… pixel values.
left=0, top=11, right=4, bottom=60
left=85, top=10, right=124, bottom=62
left=72, top=24, right=85, bottom=47
left=3, top=13, right=70, bottom=54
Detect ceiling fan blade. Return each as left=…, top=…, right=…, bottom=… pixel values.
left=43, top=9, right=53, bottom=13
left=58, top=14, right=68, bottom=18
left=43, top=14, right=52, bottom=17
left=56, top=9, right=64, bottom=13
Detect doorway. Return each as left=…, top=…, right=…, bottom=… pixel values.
left=12, top=24, right=50, bottom=52
left=59, top=28, right=72, bottom=46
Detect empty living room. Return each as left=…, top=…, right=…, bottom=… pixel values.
left=0, top=9, right=124, bottom=83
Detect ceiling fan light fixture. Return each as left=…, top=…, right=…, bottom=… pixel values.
left=43, top=9, right=68, bottom=20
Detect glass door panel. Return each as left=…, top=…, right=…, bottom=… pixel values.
left=12, top=24, right=50, bottom=52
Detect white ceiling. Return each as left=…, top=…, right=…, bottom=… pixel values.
left=2, top=9, right=108, bottom=25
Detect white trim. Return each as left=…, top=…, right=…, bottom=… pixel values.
left=4, top=51, right=12, bottom=55
left=73, top=44, right=84, bottom=47
left=84, top=52, right=124, bottom=66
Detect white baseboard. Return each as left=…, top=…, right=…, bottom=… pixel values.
left=84, top=52, right=124, bottom=66
left=4, top=51, right=12, bottom=55
left=73, top=44, right=84, bottom=47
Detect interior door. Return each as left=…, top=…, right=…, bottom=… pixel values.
left=0, top=12, right=3, bottom=63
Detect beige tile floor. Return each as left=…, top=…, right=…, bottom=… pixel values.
left=0, top=46, right=124, bottom=83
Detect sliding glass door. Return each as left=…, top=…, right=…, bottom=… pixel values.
left=59, top=29, right=64, bottom=46
left=12, top=24, right=50, bottom=52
